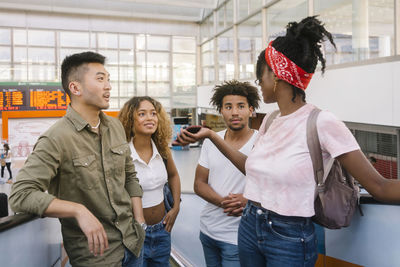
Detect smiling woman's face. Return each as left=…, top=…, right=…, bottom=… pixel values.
left=133, top=100, right=158, bottom=136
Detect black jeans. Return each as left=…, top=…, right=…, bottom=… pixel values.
left=1, top=162, right=12, bottom=179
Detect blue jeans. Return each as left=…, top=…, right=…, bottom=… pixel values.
left=122, top=247, right=143, bottom=267
left=199, top=231, right=240, bottom=267
left=238, top=201, right=317, bottom=267
left=143, top=219, right=171, bottom=267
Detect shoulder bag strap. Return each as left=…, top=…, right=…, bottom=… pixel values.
left=262, top=110, right=280, bottom=135
left=306, top=108, right=324, bottom=188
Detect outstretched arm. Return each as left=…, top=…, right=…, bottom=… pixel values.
left=338, top=150, right=400, bottom=203
left=177, top=128, right=248, bottom=175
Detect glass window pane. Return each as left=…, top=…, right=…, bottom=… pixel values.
left=249, top=0, right=262, bottom=13
left=368, top=0, right=394, bottom=58
left=239, top=0, right=249, bottom=19
left=60, top=31, right=89, bottom=47
left=173, top=54, right=195, bottom=93
left=0, top=64, right=11, bottom=80
left=201, top=14, right=214, bottom=43
left=238, top=12, right=262, bottom=79
left=98, top=33, right=118, bottom=49
left=136, top=66, right=146, bottom=82
left=202, top=41, right=214, bottom=66
left=110, top=81, right=119, bottom=98
left=98, top=49, right=118, bottom=65
left=203, top=66, right=215, bottom=84
left=14, top=47, right=27, bottom=63
left=90, top=33, right=96, bottom=48
left=200, top=18, right=210, bottom=43
left=217, top=5, right=225, bottom=33
left=172, top=95, right=196, bottom=108
left=120, top=66, right=134, bottom=81
left=136, top=52, right=145, bottom=66
left=136, top=35, right=146, bottom=50
left=315, top=0, right=352, bottom=64
left=208, top=14, right=215, bottom=38
left=14, top=29, right=27, bottom=45
left=120, top=34, right=134, bottom=49
left=267, top=0, right=307, bottom=41
left=154, top=97, right=170, bottom=110
left=147, top=36, right=170, bottom=51
left=60, top=49, right=93, bottom=64
left=218, top=30, right=234, bottom=81
left=147, top=52, right=169, bottom=66
left=226, top=0, right=234, bottom=28
left=28, top=48, right=55, bottom=64
left=173, top=37, right=196, bottom=53
left=147, top=65, right=169, bottom=81
left=148, top=82, right=170, bottom=97
left=28, top=65, right=56, bottom=81
left=28, top=30, right=55, bottom=46
left=119, top=50, right=134, bottom=65
left=137, top=82, right=146, bottom=95
left=202, top=40, right=215, bottom=83
left=0, top=47, right=10, bottom=62
left=107, top=67, right=119, bottom=91
left=13, top=64, right=27, bottom=81
left=120, top=82, right=134, bottom=97
left=0, top=29, right=10, bottom=45
left=120, top=97, right=132, bottom=107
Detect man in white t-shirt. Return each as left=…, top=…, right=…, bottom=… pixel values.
left=194, top=80, right=260, bottom=267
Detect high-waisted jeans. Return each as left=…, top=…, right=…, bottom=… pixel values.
left=143, top=218, right=171, bottom=267
left=238, top=201, right=318, bottom=267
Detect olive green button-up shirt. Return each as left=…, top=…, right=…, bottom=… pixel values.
left=10, top=106, right=145, bottom=267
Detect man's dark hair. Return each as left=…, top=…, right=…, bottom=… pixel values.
left=210, top=80, right=260, bottom=113
left=61, top=51, right=106, bottom=96
left=256, top=16, right=336, bottom=102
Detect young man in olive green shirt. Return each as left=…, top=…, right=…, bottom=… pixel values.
left=10, top=52, right=145, bottom=267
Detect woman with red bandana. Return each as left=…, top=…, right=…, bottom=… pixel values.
left=177, top=16, right=400, bottom=266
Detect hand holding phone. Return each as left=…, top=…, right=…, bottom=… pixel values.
left=185, top=125, right=202, bottom=134
left=171, top=125, right=202, bottom=146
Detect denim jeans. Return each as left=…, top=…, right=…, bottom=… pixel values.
left=238, top=201, right=317, bottom=267
left=199, top=231, right=240, bottom=267
left=143, top=219, right=171, bottom=267
left=122, top=246, right=143, bottom=267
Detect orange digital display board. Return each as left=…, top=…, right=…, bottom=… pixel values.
left=0, top=83, right=70, bottom=111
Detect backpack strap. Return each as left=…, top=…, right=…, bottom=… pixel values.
left=262, top=110, right=280, bottom=135
left=306, top=108, right=324, bottom=189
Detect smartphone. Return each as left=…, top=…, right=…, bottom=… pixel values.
left=185, top=125, right=202, bottom=134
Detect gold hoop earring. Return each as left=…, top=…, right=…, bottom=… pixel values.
left=273, top=80, right=278, bottom=93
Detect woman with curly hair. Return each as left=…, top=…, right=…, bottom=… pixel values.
left=119, top=96, right=181, bottom=267
left=177, top=16, right=400, bottom=266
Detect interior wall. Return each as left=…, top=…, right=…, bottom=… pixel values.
left=307, top=60, right=400, bottom=127
left=0, top=10, right=198, bottom=36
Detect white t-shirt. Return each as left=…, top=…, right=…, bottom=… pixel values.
left=244, top=103, right=360, bottom=217
left=130, top=140, right=168, bottom=208
left=198, top=129, right=258, bottom=245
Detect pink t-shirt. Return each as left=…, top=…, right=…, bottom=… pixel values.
left=244, top=104, right=360, bottom=217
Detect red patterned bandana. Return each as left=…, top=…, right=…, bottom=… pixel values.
left=265, top=41, right=313, bottom=90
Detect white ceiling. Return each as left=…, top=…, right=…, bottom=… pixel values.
left=0, top=0, right=220, bottom=22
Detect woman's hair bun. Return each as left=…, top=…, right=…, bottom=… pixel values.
left=286, top=16, right=334, bottom=48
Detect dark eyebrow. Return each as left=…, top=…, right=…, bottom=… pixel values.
left=96, top=72, right=110, bottom=77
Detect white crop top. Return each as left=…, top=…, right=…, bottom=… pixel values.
left=129, top=140, right=168, bottom=208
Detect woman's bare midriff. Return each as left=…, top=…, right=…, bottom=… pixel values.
left=143, top=201, right=165, bottom=225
